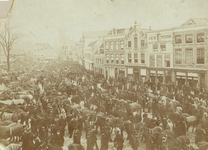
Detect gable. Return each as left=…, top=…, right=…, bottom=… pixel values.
left=181, top=18, right=198, bottom=26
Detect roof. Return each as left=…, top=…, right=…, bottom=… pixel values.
left=83, top=31, right=110, bottom=38
left=181, top=18, right=208, bottom=26
left=34, top=43, right=53, bottom=49
left=107, top=28, right=130, bottom=35
left=87, top=40, right=103, bottom=49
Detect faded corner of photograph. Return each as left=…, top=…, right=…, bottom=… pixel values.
left=0, top=0, right=208, bottom=150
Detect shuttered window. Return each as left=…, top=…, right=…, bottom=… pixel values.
left=197, top=48, right=205, bottom=64
left=116, top=41, right=118, bottom=49
left=149, top=55, right=155, bottom=67
left=121, top=54, right=124, bottom=64
left=185, top=48, right=193, bottom=64
left=157, top=55, right=162, bottom=68
left=111, top=54, right=114, bottom=63
left=175, top=49, right=182, bottom=64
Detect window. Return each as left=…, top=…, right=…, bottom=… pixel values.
left=121, top=54, right=124, bottom=64
left=116, top=54, right=119, bottom=64
left=134, top=37, right=138, bottom=49
left=121, top=41, right=124, bottom=50
left=175, top=49, right=182, bottom=64
left=106, top=55, right=109, bottom=63
left=160, top=43, right=166, bottom=51
left=157, top=55, right=162, bottom=68
left=62, top=46, right=65, bottom=49
left=197, top=33, right=205, bottom=43
left=70, top=45, right=73, bottom=49
left=185, top=48, right=193, bottom=64
left=110, top=42, right=113, bottom=50
left=153, top=43, right=158, bottom=52
left=141, top=53, right=145, bottom=63
left=197, top=48, right=205, bottom=64
left=185, top=34, right=193, bottom=43
left=141, top=40, right=145, bottom=47
left=111, top=54, right=114, bottom=63
left=128, top=41, right=131, bottom=48
left=149, top=55, right=155, bottom=67
left=128, top=53, right=132, bottom=63
left=116, top=41, right=118, bottom=49
left=134, top=53, right=138, bottom=63
left=65, top=46, right=68, bottom=49
left=106, top=42, right=109, bottom=50
left=175, top=35, right=182, bottom=44
left=164, top=55, right=170, bottom=67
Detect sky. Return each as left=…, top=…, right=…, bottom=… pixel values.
left=1, top=0, right=208, bottom=47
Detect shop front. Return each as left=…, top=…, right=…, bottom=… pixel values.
left=133, top=67, right=140, bottom=81
left=140, top=68, right=147, bottom=82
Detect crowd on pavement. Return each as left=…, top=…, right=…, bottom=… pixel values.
left=0, top=61, right=208, bottom=150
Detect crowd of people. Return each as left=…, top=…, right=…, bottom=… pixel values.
left=0, top=61, right=208, bottom=150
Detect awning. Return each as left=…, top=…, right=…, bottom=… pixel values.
left=176, top=72, right=186, bottom=76
left=188, top=73, right=198, bottom=77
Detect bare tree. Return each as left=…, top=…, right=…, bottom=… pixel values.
left=0, top=23, right=21, bottom=72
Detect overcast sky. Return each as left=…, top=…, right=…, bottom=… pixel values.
left=1, top=0, right=208, bottom=46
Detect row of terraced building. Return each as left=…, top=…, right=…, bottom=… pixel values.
left=79, top=18, right=208, bottom=91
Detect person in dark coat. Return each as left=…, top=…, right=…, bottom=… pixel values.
left=55, top=129, right=64, bottom=146
left=74, top=129, right=82, bottom=144
left=87, top=128, right=99, bottom=150
left=195, top=125, right=205, bottom=144
left=100, top=132, right=109, bottom=150
left=114, top=130, right=124, bottom=150
left=129, top=133, right=140, bottom=150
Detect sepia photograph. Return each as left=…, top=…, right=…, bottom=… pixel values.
left=0, top=0, right=208, bottom=149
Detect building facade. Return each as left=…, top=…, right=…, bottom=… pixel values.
left=125, top=24, right=150, bottom=82
left=146, top=28, right=174, bottom=84
left=104, top=28, right=129, bottom=79
left=172, top=18, right=208, bottom=91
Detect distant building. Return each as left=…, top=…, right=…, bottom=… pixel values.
left=82, top=30, right=110, bottom=70
left=59, top=40, right=76, bottom=61
left=33, top=43, right=57, bottom=62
